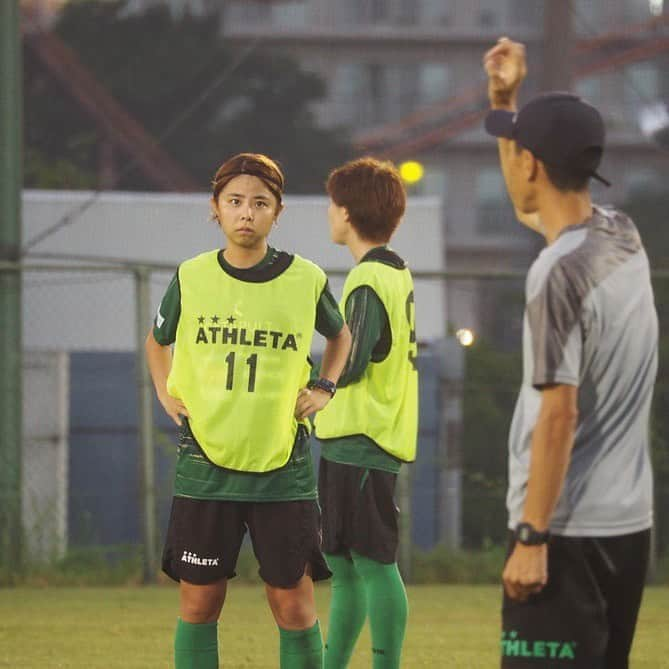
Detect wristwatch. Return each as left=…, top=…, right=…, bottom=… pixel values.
left=307, top=377, right=337, bottom=397
left=515, top=522, right=550, bottom=546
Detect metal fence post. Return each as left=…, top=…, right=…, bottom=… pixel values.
left=0, top=1, right=23, bottom=579
left=135, top=267, right=157, bottom=583
left=437, top=337, right=465, bottom=549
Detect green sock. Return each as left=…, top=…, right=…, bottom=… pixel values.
left=351, top=553, right=408, bottom=669
left=323, top=553, right=367, bottom=669
left=279, top=620, right=323, bottom=669
left=174, top=618, right=218, bottom=669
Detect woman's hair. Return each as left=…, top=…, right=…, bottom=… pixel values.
left=212, top=153, right=285, bottom=207
left=326, top=157, right=406, bottom=243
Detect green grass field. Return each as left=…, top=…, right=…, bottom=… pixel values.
left=1, top=584, right=667, bottom=668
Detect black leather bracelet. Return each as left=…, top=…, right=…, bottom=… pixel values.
left=307, top=377, right=337, bottom=397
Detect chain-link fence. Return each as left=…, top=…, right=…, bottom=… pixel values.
left=1, top=263, right=668, bottom=583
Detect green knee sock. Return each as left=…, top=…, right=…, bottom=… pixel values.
left=323, top=553, right=367, bottom=669
left=279, top=620, right=323, bottom=669
left=351, top=553, right=408, bottom=669
left=174, top=619, right=218, bottom=669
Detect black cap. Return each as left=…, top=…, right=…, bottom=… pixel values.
left=485, top=92, right=611, bottom=187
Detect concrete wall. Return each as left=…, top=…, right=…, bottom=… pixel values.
left=22, top=190, right=447, bottom=351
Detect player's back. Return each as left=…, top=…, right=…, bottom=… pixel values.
left=508, top=205, right=658, bottom=536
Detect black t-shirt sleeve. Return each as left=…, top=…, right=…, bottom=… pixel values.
left=337, top=285, right=388, bottom=387
left=153, top=272, right=181, bottom=345
left=315, top=280, right=345, bottom=338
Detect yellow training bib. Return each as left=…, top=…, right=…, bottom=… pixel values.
left=167, top=250, right=326, bottom=472
left=315, top=260, right=418, bottom=462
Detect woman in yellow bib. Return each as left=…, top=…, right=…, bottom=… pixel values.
left=315, top=158, right=418, bottom=669
left=146, top=153, right=351, bottom=669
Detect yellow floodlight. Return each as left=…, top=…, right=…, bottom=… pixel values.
left=399, top=160, right=424, bottom=185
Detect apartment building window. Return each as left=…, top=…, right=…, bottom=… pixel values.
left=333, top=61, right=450, bottom=127
left=418, top=64, right=450, bottom=105
left=368, top=64, right=388, bottom=122
left=416, top=165, right=448, bottom=197
left=225, top=0, right=306, bottom=27
left=624, top=0, right=661, bottom=21
left=384, top=65, right=418, bottom=120
left=396, top=0, right=418, bottom=25
left=331, top=63, right=371, bottom=126
left=510, top=0, right=544, bottom=29
left=625, top=167, right=662, bottom=197
left=624, top=63, right=660, bottom=130
left=331, top=1, right=357, bottom=25
left=166, top=0, right=205, bottom=18
left=577, top=72, right=625, bottom=130
left=649, top=0, right=665, bottom=16
left=225, top=1, right=271, bottom=25
left=350, top=0, right=419, bottom=26
left=329, top=0, right=422, bottom=27
left=271, top=2, right=307, bottom=28
left=351, top=0, right=391, bottom=24
left=417, top=0, right=452, bottom=26
left=476, top=168, right=515, bottom=234
left=575, top=76, right=602, bottom=108
left=625, top=63, right=660, bottom=103
left=574, top=1, right=666, bottom=31
left=572, top=0, right=602, bottom=33
left=478, top=0, right=501, bottom=28
left=371, top=0, right=391, bottom=22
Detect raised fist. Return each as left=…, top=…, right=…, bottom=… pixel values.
left=483, top=37, right=527, bottom=107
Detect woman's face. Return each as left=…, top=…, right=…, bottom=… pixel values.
left=212, top=174, right=282, bottom=250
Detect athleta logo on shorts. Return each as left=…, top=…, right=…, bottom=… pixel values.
left=501, top=630, right=577, bottom=660
left=181, top=550, right=220, bottom=566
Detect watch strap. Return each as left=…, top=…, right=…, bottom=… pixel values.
left=515, top=522, right=550, bottom=546
left=308, top=377, right=337, bottom=397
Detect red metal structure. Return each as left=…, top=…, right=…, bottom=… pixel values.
left=22, top=13, right=199, bottom=192
left=356, top=15, right=669, bottom=161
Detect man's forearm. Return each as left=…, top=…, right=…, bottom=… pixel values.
left=522, top=392, right=578, bottom=531
left=495, top=121, right=542, bottom=230
left=491, top=85, right=518, bottom=210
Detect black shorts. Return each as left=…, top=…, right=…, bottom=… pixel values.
left=162, top=496, right=331, bottom=588
left=501, top=529, right=651, bottom=669
left=318, top=458, right=399, bottom=564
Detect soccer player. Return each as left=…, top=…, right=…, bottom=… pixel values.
left=314, top=157, right=418, bottom=669
left=145, top=152, right=352, bottom=669
left=484, top=38, right=658, bottom=669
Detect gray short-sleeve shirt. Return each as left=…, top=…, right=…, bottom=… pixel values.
left=507, top=206, right=658, bottom=536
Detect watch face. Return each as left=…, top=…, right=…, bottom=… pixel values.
left=516, top=523, right=548, bottom=545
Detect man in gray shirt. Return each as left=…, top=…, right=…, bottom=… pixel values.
left=484, top=38, right=658, bottom=669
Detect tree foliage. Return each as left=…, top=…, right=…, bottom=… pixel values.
left=622, top=188, right=669, bottom=555
left=462, top=337, right=521, bottom=548
left=24, top=1, right=352, bottom=192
